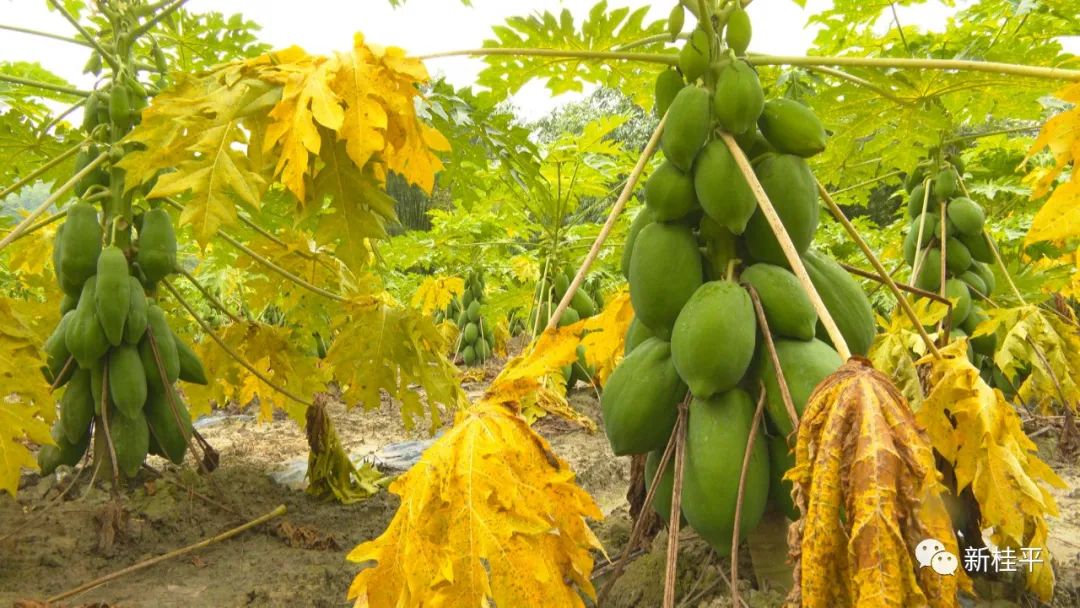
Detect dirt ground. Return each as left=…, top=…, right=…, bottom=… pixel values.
left=2, top=367, right=1079, bottom=607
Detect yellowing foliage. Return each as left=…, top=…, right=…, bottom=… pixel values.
left=786, top=358, right=966, bottom=608
left=410, top=276, right=464, bottom=315
left=868, top=298, right=949, bottom=409
left=580, top=290, right=633, bottom=386
left=1024, top=82, right=1080, bottom=245
left=917, top=341, right=1067, bottom=601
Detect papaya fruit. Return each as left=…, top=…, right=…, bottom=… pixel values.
left=629, top=222, right=703, bottom=339
left=802, top=250, right=876, bottom=357
left=136, top=208, right=177, bottom=284
left=471, top=279, right=484, bottom=300
left=671, top=280, right=756, bottom=398
left=570, top=289, right=596, bottom=318
left=959, top=270, right=986, bottom=297
left=959, top=230, right=993, bottom=264
left=37, top=422, right=90, bottom=475
left=757, top=98, right=826, bottom=158
left=140, top=305, right=179, bottom=393
left=678, top=29, right=710, bottom=82
left=972, top=261, right=996, bottom=295
left=463, top=322, right=479, bottom=344
left=755, top=338, right=842, bottom=436
left=124, top=277, right=148, bottom=344
left=944, top=278, right=972, bottom=325
left=667, top=4, right=685, bottom=38
left=109, top=82, right=132, bottom=130
left=65, top=277, right=110, bottom=369
left=905, top=164, right=928, bottom=194
left=94, top=246, right=131, bottom=346
left=107, top=405, right=149, bottom=478
left=911, top=212, right=939, bottom=247
left=902, top=225, right=919, bottom=267
left=933, top=167, right=958, bottom=200
left=553, top=273, right=570, bottom=298
left=61, top=294, right=77, bottom=315
left=145, top=386, right=192, bottom=465
left=455, top=309, right=468, bottom=328
left=741, top=263, right=817, bottom=341
left=58, top=202, right=102, bottom=293
left=621, top=208, right=655, bottom=279
left=559, top=307, right=581, bottom=327
left=725, top=6, right=752, bottom=55
left=645, top=449, right=678, bottom=523
left=462, top=344, right=477, bottom=366
left=906, top=182, right=929, bottom=219
left=476, top=338, right=493, bottom=363
left=44, top=312, right=76, bottom=387
left=713, top=59, right=763, bottom=135
left=914, top=248, right=943, bottom=292
left=624, top=317, right=655, bottom=356
left=767, top=435, right=798, bottom=520
left=60, top=369, right=95, bottom=444
left=743, top=154, right=819, bottom=266
left=467, top=300, right=481, bottom=323
left=109, top=344, right=147, bottom=418
left=661, top=86, right=710, bottom=172
left=601, top=337, right=686, bottom=455
left=947, top=197, right=984, bottom=236
left=645, top=160, right=699, bottom=221
left=698, top=216, right=738, bottom=280
left=962, top=307, right=997, bottom=357
left=462, top=289, right=475, bottom=310
left=681, top=389, right=769, bottom=555
left=655, top=69, right=684, bottom=117
left=944, top=236, right=972, bottom=274
left=693, top=140, right=756, bottom=235
left=90, top=359, right=105, bottom=415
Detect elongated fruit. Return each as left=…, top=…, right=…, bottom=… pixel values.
left=124, top=276, right=148, bottom=344
left=95, top=246, right=131, bottom=346
left=693, top=140, right=756, bottom=234
left=629, top=222, right=703, bottom=338
left=755, top=338, right=842, bottom=436
left=58, top=203, right=102, bottom=293
left=740, top=263, right=817, bottom=341
left=109, top=344, right=148, bottom=418
left=645, top=160, right=698, bottom=221
left=601, top=337, right=686, bottom=455
left=136, top=208, right=177, bottom=284
left=713, top=59, right=763, bottom=135
left=743, top=154, right=819, bottom=266
left=140, top=305, right=179, bottom=393
left=661, top=86, right=710, bottom=172
left=60, top=370, right=94, bottom=443
left=65, top=277, right=110, bottom=369
left=671, top=281, right=756, bottom=398
left=758, top=98, right=826, bottom=157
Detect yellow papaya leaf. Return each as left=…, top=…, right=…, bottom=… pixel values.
left=868, top=298, right=949, bottom=409
left=347, top=399, right=603, bottom=608
left=786, top=358, right=966, bottom=608
left=1023, top=82, right=1080, bottom=244
left=410, top=276, right=465, bottom=315
left=580, top=291, right=633, bottom=386
left=917, top=341, right=1067, bottom=601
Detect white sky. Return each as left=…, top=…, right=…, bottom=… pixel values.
left=0, top=0, right=1072, bottom=121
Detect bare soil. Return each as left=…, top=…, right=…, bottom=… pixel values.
left=1, top=371, right=1078, bottom=608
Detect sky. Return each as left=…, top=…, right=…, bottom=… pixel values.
left=0, top=0, right=1063, bottom=121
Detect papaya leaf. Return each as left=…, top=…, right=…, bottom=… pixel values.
left=917, top=341, right=1067, bottom=601
left=580, top=290, right=633, bottom=386
left=786, top=358, right=968, bottom=608
left=1023, top=82, right=1080, bottom=245
left=410, top=276, right=464, bottom=315
left=347, top=399, right=602, bottom=607
left=868, top=298, right=949, bottom=409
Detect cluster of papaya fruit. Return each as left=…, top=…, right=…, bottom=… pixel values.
left=438, top=271, right=495, bottom=366
left=39, top=204, right=205, bottom=477
left=531, top=268, right=602, bottom=389
left=901, top=154, right=999, bottom=367
left=603, top=3, right=876, bottom=552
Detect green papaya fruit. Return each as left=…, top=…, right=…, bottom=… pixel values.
left=463, top=322, right=479, bottom=344
left=914, top=248, right=943, bottom=292
left=767, top=435, right=798, bottom=520
left=681, top=389, right=769, bottom=555
left=962, top=307, right=997, bottom=357
left=944, top=236, right=972, bottom=274
left=124, top=277, right=148, bottom=344
left=108, top=405, right=149, bottom=478
left=906, top=182, right=929, bottom=219
left=645, top=449, right=679, bottom=523
left=621, top=208, right=655, bottom=278
left=959, top=270, right=987, bottom=297
left=972, top=262, right=996, bottom=295
left=60, top=369, right=95, bottom=444
left=802, top=250, right=876, bottom=357
left=661, top=86, right=710, bottom=172
left=933, top=168, right=958, bottom=200
left=678, top=29, right=710, bottom=82
left=902, top=225, right=919, bottom=267
left=37, top=422, right=90, bottom=475
left=140, top=305, right=179, bottom=393
left=671, top=281, right=756, bottom=398
left=911, top=212, right=939, bottom=247
left=601, top=337, right=686, bottom=455
left=755, top=338, right=842, bottom=436
left=959, top=231, right=994, bottom=264
left=947, top=197, right=984, bottom=236
left=94, top=246, right=131, bottom=346
left=693, top=140, right=756, bottom=235
left=136, top=208, right=177, bottom=284
left=629, top=223, right=703, bottom=339
left=61, top=294, right=77, bottom=315
left=713, top=59, right=763, bottom=135
left=471, top=279, right=484, bottom=300
left=475, top=338, right=492, bottom=363
left=654, top=69, right=685, bottom=117
left=467, top=300, right=481, bottom=323
left=90, top=359, right=105, bottom=414
left=741, top=263, right=817, bottom=341
left=743, top=154, right=819, bottom=266
left=109, top=344, right=147, bottom=418
left=725, top=6, right=752, bottom=55
left=667, top=4, right=685, bottom=38
left=698, top=215, right=738, bottom=280
left=645, top=160, right=699, bottom=221
left=944, top=278, right=972, bottom=325
left=58, top=202, right=102, bottom=294
left=757, top=98, right=826, bottom=158
left=905, top=164, right=928, bottom=194
left=462, top=344, right=477, bottom=366
left=558, top=307, right=581, bottom=327
left=65, top=277, right=110, bottom=369
left=82, top=89, right=101, bottom=131
left=109, top=82, right=132, bottom=129
left=455, top=309, right=468, bottom=328
left=624, top=317, right=655, bottom=356
left=44, top=312, right=76, bottom=387
left=145, top=386, right=192, bottom=465
left=553, top=272, right=570, bottom=299
left=570, top=289, right=596, bottom=318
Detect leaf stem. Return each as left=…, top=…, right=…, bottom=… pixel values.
left=0, top=73, right=90, bottom=97
left=38, top=97, right=87, bottom=139
left=46, top=0, right=121, bottom=73
left=131, top=0, right=190, bottom=38
left=828, top=169, right=903, bottom=196
left=176, top=266, right=244, bottom=324
left=162, top=279, right=315, bottom=407
left=0, top=136, right=89, bottom=201
left=985, top=230, right=1027, bottom=305
left=804, top=65, right=908, bottom=105
left=943, top=124, right=1040, bottom=143
left=0, top=23, right=92, bottom=47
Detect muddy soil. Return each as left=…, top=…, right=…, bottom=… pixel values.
left=1, top=371, right=1078, bottom=607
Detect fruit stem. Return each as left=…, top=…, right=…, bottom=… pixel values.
left=719, top=133, right=852, bottom=360
left=817, top=182, right=942, bottom=359
left=544, top=111, right=667, bottom=331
